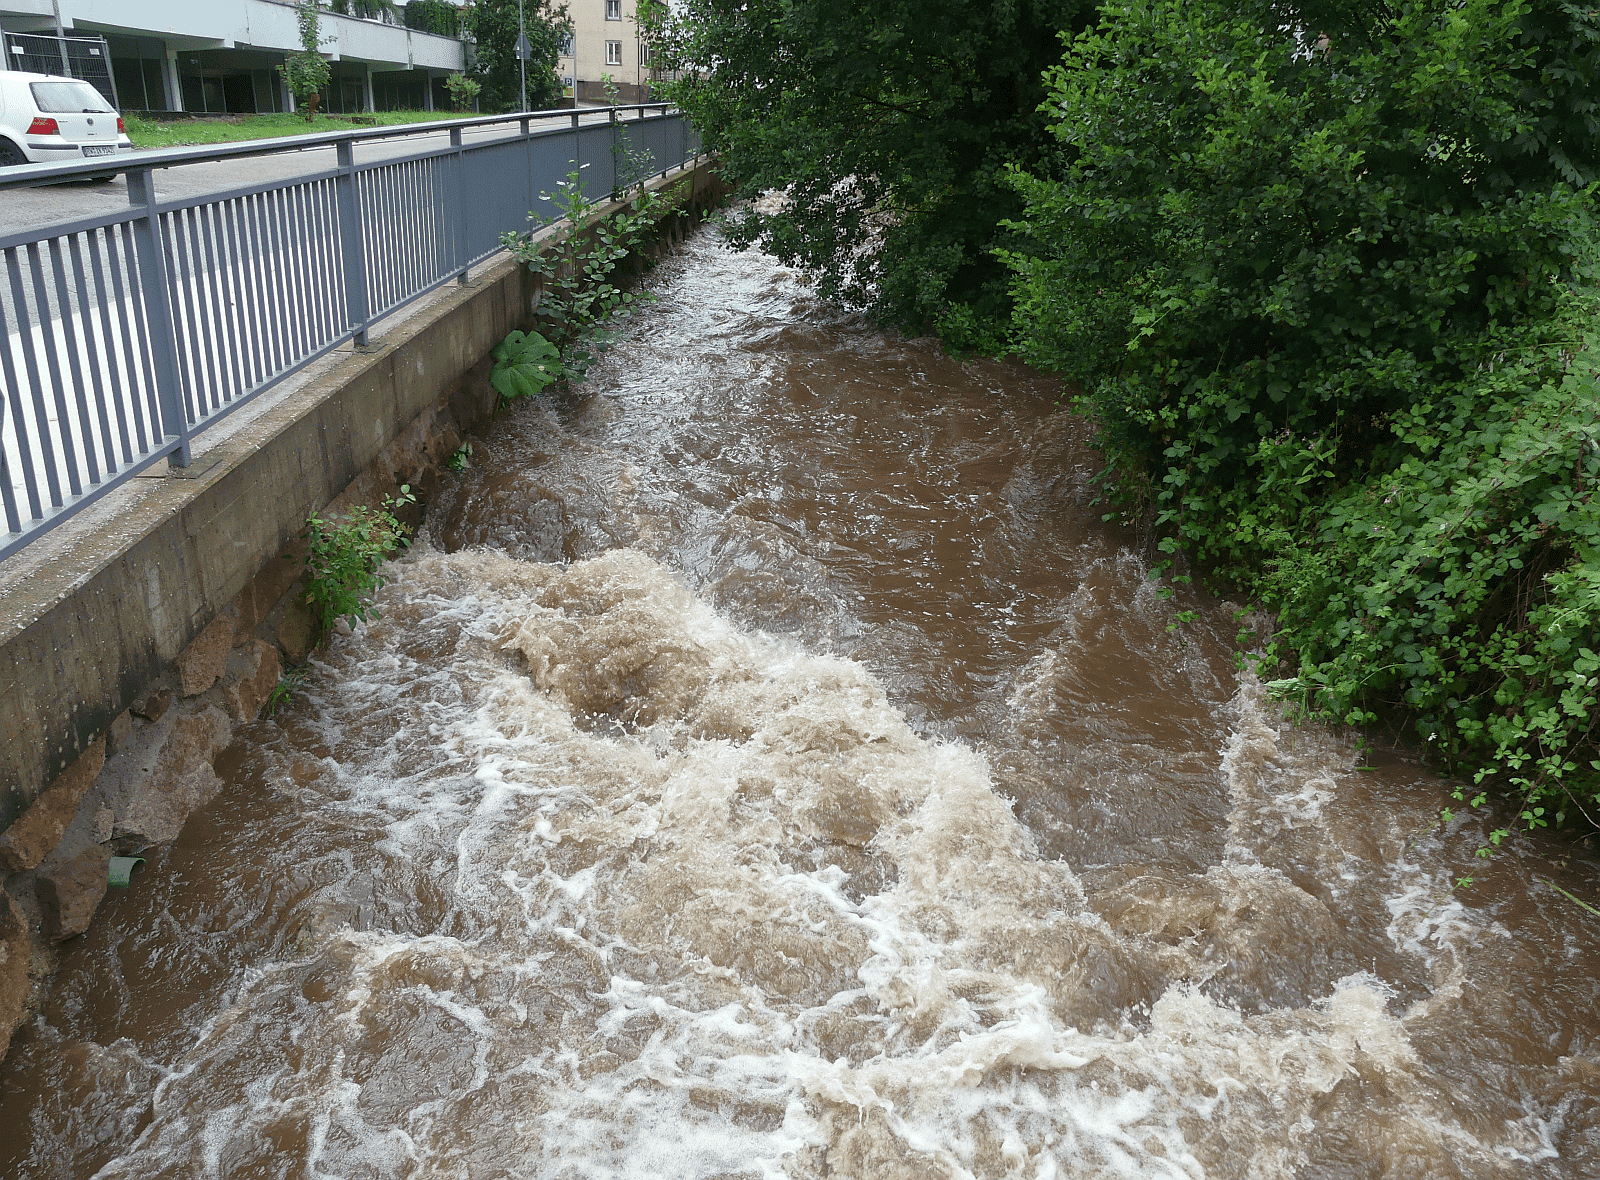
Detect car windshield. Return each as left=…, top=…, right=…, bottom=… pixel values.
left=28, top=80, right=113, bottom=114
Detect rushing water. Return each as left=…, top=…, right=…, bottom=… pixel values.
left=3, top=224, right=1600, bottom=1179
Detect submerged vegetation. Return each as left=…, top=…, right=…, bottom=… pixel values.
left=658, top=0, right=1600, bottom=838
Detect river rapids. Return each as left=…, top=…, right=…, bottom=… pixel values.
left=1, top=222, right=1598, bottom=1179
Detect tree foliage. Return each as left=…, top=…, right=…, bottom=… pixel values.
left=328, top=0, right=400, bottom=22
left=1003, top=0, right=1600, bottom=829
left=404, top=0, right=461, bottom=37
left=278, top=0, right=332, bottom=116
left=640, top=0, right=1096, bottom=345
left=463, top=0, right=568, bottom=112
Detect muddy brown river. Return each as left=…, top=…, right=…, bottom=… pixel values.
left=2, top=224, right=1599, bottom=1178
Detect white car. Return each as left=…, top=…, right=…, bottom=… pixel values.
left=0, top=70, right=133, bottom=174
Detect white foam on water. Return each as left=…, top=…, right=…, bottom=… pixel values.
left=89, top=549, right=1556, bottom=1179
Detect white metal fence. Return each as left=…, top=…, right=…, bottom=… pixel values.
left=0, top=105, right=700, bottom=560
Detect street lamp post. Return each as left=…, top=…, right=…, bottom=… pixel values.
left=516, top=0, right=529, bottom=112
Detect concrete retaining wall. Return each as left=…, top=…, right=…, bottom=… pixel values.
left=0, top=157, right=724, bottom=1062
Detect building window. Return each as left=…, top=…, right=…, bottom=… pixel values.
left=559, top=31, right=574, bottom=55
left=639, top=42, right=651, bottom=65
left=605, top=40, right=622, bottom=65
left=605, top=0, right=621, bottom=19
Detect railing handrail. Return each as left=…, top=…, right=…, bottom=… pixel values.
left=0, top=101, right=701, bottom=560
left=0, top=104, right=678, bottom=190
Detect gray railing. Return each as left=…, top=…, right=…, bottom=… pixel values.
left=0, top=105, right=701, bottom=560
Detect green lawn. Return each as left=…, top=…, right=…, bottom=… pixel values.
left=124, top=110, right=478, bottom=149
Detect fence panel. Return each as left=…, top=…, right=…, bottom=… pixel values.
left=3, top=33, right=119, bottom=108
left=0, top=107, right=702, bottom=561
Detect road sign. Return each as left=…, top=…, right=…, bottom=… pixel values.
left=515, top=32, right=532, bottom=61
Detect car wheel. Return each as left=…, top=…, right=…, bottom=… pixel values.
left=0, top=139, right=27, bottom=167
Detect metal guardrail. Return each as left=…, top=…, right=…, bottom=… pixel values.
left=0, top=104, right=701, bottom=561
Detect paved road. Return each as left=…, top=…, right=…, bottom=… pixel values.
left=0, top=111, right=623, bottom=235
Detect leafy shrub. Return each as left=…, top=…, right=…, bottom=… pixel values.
left=278, top=0, right=331, bottom=118
left=1003, top=0, right=1600, bottom=830
left=1005, top=0, right=1597, bottom=546
left=1257, top=333, right=1600, bottom=838
left=444, top=72, right=481, bottom=111
left=490, top=330, right=564, bottom=399
left=303, top=487, right=417, bottom=635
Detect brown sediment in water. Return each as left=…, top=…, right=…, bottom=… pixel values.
left=1, top=224, right=1597, bottom=1179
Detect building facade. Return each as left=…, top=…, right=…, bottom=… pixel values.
left=0, top=0, right=464, bottom=114
left=556, top=0, right=652, bottom=104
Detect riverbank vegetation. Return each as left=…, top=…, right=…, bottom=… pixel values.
left=653, top=0, right=1600, bottom=838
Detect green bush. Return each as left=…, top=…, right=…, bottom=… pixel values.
left=1257, top=334, right=1600, bottom=839
left=1003, top=0, right=1600, bottom=830
left=444, top=72, right=481, bottom=111
left=303, top=487, right=417, bottom=635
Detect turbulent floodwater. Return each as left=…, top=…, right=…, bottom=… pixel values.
left=3, top=224, right=1600, bottom=1179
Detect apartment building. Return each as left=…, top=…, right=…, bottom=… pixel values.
left=0, top=0, right=463, bottom=113
left=556, top=0, right=652, bottom=104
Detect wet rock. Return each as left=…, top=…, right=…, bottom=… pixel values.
left=0, top=738, right=106, bottom=873
left=89, top=806, right=113, bottom=844
left=106, top=709, right=133, bottom=755
left=177, top=611, right=236, bottom=697
left=0, top=890, right=29, bottom=1061
left=106, top=707, right=232, bottom=846
left=219, top=640, right=282, bottom=722
left=131, top=689, right=171, bottom=722
left=276, top=597, right=316, bottom=666
left=37, top=844, right=111, bottom=941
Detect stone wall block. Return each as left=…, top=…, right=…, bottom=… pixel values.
left=220, top=640, right=282, bottom=722
left=0, top=890, right=29, bottom=1062
left=236, top=553, right=304, bottom=639
left=106, top=709, right=133, bottom=755
left=37, top=845, right=111, bottom=941
left=176, top=611, right=237, bottom=697
left=275, top=597, right=316, bottom=666
left=108, top=707, right=232, bottom=847
left=0, top=738, right=106, bottom=873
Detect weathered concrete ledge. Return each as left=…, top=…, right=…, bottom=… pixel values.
left=0, top=157, right=725, bottom=1060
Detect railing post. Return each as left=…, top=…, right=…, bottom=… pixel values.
left=126, top=167, right=192, bottom=468
left=521, top=115, right=533, bottom=222
left=608, top=104, right=618, bottom=198
left=334, top=138, right=372, bottom=347
left=451, top=125, right=468, bottom=284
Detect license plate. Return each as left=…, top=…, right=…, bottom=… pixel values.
left=81, top=145, right=114, bottom=158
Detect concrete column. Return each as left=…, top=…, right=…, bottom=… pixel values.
left=164, top=47, right=183, bottom=111
left=363, top=63, right=374, bottom=113
left=422, top=70, right=434, bottom=111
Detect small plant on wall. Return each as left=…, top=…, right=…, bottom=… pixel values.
left=302, top=486, right=416, bottom=637
left=491, top=164, right=681, bottom=400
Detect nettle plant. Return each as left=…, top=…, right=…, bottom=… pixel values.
left=491, top=164, right=674, bottom=399
left=303, top=486, right=417, bottom=636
